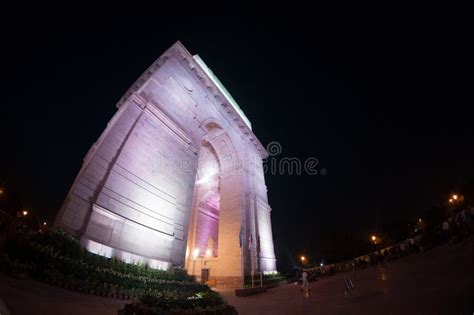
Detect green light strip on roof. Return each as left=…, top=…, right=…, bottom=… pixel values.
left=193, top=55, right=252, bottom=130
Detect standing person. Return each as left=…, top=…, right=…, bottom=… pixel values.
left=300, top=269, right=310, bottom=292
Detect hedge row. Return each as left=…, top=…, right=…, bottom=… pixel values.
left=2, top=228, right=238, bottom=313
left=4, top=230, right=207, bottom=297
left=30, top=230, right=194, bottom=281
left=122, top=292, right=238, bottom=315
left=244, top=273, right=287, bottom=288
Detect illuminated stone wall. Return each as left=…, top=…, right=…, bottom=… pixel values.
left=55, top=42, right=276, bottom=283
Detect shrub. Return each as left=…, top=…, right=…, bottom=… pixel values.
left=1, top=228, right=235, bottom=313
left=122, top=291, right=238, bottom=315
left=22, top=229, right=194, bottom=282
left=244, top=272, right=286, bottom=288
left=3, top=229, right=207, bottom=294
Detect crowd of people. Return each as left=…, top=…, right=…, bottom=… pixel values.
left=309, top=206, right=474, bottom=278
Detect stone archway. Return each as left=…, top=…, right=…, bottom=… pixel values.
left=54, top=41, right=277, bottom=286
left=185, top=125, right=247, bottom=285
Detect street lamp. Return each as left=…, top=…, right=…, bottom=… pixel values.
left=371, top=235, right=378, bottom=246
left=449, top=194, right=459, bottom=208
left=22, top=210, right=28, bottom=216
left=450, top=194, right=465, bottom=203
left=371, top=235, right=379, bottom=251
left=43, top=221, right=47, bottom=226
left=300, top=255, right=307, bottom=268
left=193, top=248, right=200, bottom=259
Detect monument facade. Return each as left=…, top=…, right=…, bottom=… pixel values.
left=55, top=41, right=277, bottom=286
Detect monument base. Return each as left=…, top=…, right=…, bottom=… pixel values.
left=81, top=238, right=171, bottom=270
left=194, top=276, right=243, bottom=288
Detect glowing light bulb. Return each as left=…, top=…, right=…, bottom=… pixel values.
left=193, top=248, right=200, bottom=259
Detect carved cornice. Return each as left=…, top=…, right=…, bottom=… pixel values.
left=116, top=54, right=170, bottom=109
left=116, top=41, right=268, bottom=159
left=170, top=41, right=268, bottom=159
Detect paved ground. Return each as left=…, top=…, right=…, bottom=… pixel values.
left=218, top=237, right=473, bottom=314
left=0, top=237, right=472, bottom=314
left=0, top=275, right=126, bottom=315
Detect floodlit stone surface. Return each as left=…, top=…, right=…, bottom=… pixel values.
left=55, top=41, right=277, bottom=284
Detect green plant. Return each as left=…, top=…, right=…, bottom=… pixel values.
left=122, top=291, right=236, bottom=314
left=1, top=224, right=237, bottom=313
left=3, top=229, right=214, bottom=297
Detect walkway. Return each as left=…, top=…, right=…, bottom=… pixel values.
left=218, top=237, right=473, bottom=314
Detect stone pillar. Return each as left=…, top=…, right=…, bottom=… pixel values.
left=214, top=171, right=245, bottom=286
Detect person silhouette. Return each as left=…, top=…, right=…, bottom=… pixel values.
left=300, top=269, right=311, bottom=292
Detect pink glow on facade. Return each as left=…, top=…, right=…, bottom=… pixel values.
left=55, top=41, right=276, bottom=285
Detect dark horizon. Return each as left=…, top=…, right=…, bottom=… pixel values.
left=1, top=5, right=473, bottom=269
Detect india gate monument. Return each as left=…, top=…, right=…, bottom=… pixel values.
left=55, top=41, right=277, bottom=286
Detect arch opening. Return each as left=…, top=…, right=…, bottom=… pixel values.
left=189, top=141, right=221, bottom=261
left=185, top=129, right=243, bottom=283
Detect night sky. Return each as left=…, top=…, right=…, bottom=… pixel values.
left=2, top=5, right=473, bottom=270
